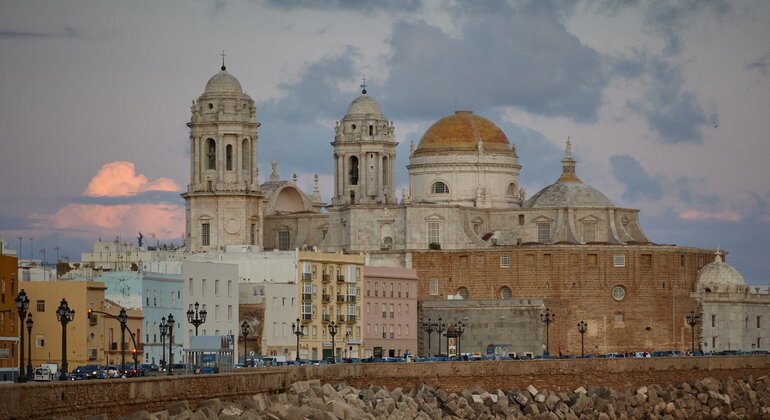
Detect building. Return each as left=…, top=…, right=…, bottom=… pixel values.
left=0, top=247, right=18, bottom=381
left=140, top=270, right=183, bottom=366
left=363, top=266, right=418, bottom=358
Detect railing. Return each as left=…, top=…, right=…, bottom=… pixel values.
left=336, top=295, right=345, bottom=303
left=322, top=274, right=331, bottom=283
left=347, top=295, right=357, bottom=303
left=382, top=312, right=387, bottom=318
left=322, top=314, right=330, bottom=322
left=302, top=293, right=313, bottom=302
left=337, top=275, right=345, bottom=283
left=390, top=312, right=394, bottom=318
left=302, top=273, right=312, bottom=281
left=389, top=333, right=395, bottom=339
left=347, top=315, right=356, bottom=323
left=338, top=315, right=346, bottom=323
left=322, top=294, right=331, bottom=303
left=302, top=314, right=312, bottom=322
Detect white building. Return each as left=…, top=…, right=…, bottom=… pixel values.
left=182, top=261, right=239, bottom=352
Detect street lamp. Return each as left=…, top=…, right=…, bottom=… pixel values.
left=240, top=321, right=250, bottom=365
left=291, top=318, right=304, bottom=362
left=686, top=311, right=700, bottom=354
left=186, top=301, right=207, bottom=336
left=14, top=289, right=30, bottom=382
left=540, top=308, right=555, bottom=356
left=422, top=318, right=436, bottom=357
left=455, top=321, right=465, bottom=357
left=577, top=320, right=587, bottom=358
left=25, top=314, right=34, bottom=381
left=56, top=298, right=75, bottom=381
left=159, top=316, right=168, bottom=370
left=166, top=314, right=174, bottom=376
left=436, top=318, right=446, bottom=356
left=117, top=308, right=128, bottom=375
left=328, top=321, right=338, bottom=363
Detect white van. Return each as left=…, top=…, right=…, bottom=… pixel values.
left=33, top=366, right=53, bottom=381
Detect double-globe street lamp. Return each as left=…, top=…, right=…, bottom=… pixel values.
left=421, top=318, right=437, bottom=357
left=25, top=314, right=33, bottom=381
left=186, top=301, right=207, bottom=336
left=56, top=298, right=75, bottom=381
left=328, top=321, right=338, bottom=363
left=435, top=318, right=446, bottom=356
left=164, top=314, right=175, bottom=376
left=540, top=308, right=555, bottom=356
left=240, top=321, right=250, bottom=365
left=160, top=316, right=168, bottom=370
left=686, top=311, right=700, bottom=354
left=291, top=318, right=305, bottom=362
left=14, top=290, right=30, bottom=382
left=577, top=320, right=588, bottom=358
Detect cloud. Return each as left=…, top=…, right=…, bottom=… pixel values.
left=83, top=161, right=180, bottom=197
left=641, top=0, right=731, bottom=56
left=747, top=52, right=770, bottom=76
left=264, top=0, right=423, bottom=13
left=609, top=154, right=663, bottom=202
left=678, top=209, right=740, bottom=222
left=0, top=27, right=78, bottom=39
left=618, top=54, right=717, bottom=144
left=382, top=15, right=606, bottom=122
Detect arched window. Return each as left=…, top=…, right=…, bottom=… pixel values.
left=349, top=156, right=359, bottom=185
left=381, top=236, right=393, bottom=250
left=431, top=181, right=449, bottom=194
left=506, top=183, right=516, bottom=196
left=206, top=138, right=216, bottom=170
left=500, top=286, right=512, bottom=299
left=456, top=287, right=469, bottom=299
left=382, top=156, right=389, bottom=187
left=242, top=139, right=249, bottom=171
left=226, top=144, right=233, bottom=171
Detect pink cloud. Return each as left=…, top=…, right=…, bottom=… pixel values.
left=83, top=161, right=180, bottom=197
left=678, top=209, right=741, bottom=222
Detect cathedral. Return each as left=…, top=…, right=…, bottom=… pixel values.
left=182, top=65, right=768, bottom=355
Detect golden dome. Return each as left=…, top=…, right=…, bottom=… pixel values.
left=414, top=111, right=511, bottom=156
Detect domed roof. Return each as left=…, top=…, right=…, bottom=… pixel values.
left=414, top=111, right=511, bottom=155
left=526, top=182, right=614, bottom=208
left=695, top=252, right=746, bottom=292
left=346, top=93, right=383, bottom=116
left=204, top=67, right=243, bottom=94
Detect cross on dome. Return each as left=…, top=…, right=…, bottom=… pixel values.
left=360, top=75, right=368, bottom=94
left=220, top=50, right=227, bottom=71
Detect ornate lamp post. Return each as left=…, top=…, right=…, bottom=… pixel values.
left=240, top=321, right=250, bottom=365
left=455, top=321, right=465, bottom=357
left=328, top=321, right=338, bottom=363
left=436, top=318, right=446, bottom=356
left=25, top=314, right=34, bottom=381
left=14, top=290, right=30, bottom=382
left=166, top=314, right=174, bottom=376
left=540, top=308, right=555, bottom=356
left=686, top=311, right=700, bottom=354
left=159, top=316, right=168, bottom=370
left=186, top=302, right=207, bottom=336
left=577, top=320, right=587, bottom=358
left=422, top=318, right=436, bottom=357
left=117, top=308, right=128, bottom=375
left=291, top=318, right=304, bottom=362
left=56, top=298, right=75, bottom=381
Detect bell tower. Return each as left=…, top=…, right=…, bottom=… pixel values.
left=331, top=81, right=398, bottom=206
left=183, top=60, right=264, bottom=252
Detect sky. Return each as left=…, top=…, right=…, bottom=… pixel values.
left=1, top=0, right=769, bottom=284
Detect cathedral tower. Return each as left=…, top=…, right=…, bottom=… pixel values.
left=331, top=84, right=398, bottom=206
left=183, top=63, right=264, bottom=252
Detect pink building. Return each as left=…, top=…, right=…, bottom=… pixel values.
left=362, top=266, right=418, bottom=359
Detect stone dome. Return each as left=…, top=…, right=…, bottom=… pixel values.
left=346, top=93, right=383, bottom=116
left=695, top=252, right=746, bottom=292
left=527, top=182, right=614, bottom=208
left=204, top=68, right=243, bottom=94
left=414, top=111, right=511, bottom=156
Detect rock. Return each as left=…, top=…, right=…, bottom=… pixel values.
left=119, top=411, right=153, bottom=420
left=636, top=386, right=648, bottom=395
left=166, top=402, right=191, bottom=417
left=528, top=385, right=539, bottom=397
left=220, top=405, right=243, bottom=416
left=574, top=386, right=587, bottom=395
left=83, top=415, right=110, bottom=420
left=535, top=393, right=546, bottom=403
left=525, top=403, right=540, bottom=416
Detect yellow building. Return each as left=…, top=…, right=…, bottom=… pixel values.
left=297, top=251, right=365, bottom=360
left=1, top=253, right=19, bottom=381
left=22, top=281, right=107, bottom=373
left=94, top=299, right=144, bottom=366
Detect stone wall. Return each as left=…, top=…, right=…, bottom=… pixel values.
left=3, top=356, right=769, bottom=419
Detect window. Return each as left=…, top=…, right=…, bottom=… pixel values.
left=250, top=223, right=256, bottom=245
left=431, top=181, right=449, bottom=194
left=36, top=335, right=44, bottom=347
left=500, top=256, right=510, bottom=268
left=228, top=305, right=232, bottom=321
left=614, top=313, right=624, bottom=322
left=226, top=144, right=233, bottom=170
left=242, top=139, right=249, bottom=170
left=278, top=230, right=290, bottom=250
left=381, top=236, right=393, bottom=250
left=369, top=125, right=374, bottom=135
left=427, top=222, right=441, bottom=245
left=215, top=279, right=220, bottom=296
left=457, top=287, right=469, bottom=299
left=429, top=278, right=438, bottom=296
left=506, top=183, right=516, bottom=196
left=349, top=156, right=359, bottom=185
left=206, top=138, right=216, bottom=170
left=36, top=300, right=45, bottom=312
left=188, top=278, right=193, bottom=296
left=146, top=289, right=150, bottom=306
left=153, top=289, right=157, bottom=306
left=611, top=285, right=626, bottom=301
left=201, top=279, right=207, bottom=296
left=711, top=315, right=716, bottom=328
left=500, top=286, right=512, bottom=299
left=202, top=223, right=211, bottom=246
left=587, top=254, right=598, bottom=266
left=757, top=316, right=761, bottom=329
left=582, top=222, right=596, bottom=242
left=228, top=280, right=232, bottom=297
left=518, top=214, right=525, bottom=225
left=537, top=223, right=550, bottom=243
left=613, top=254, right=626, bottom=267
left=641, top=254, right=652, bottom=266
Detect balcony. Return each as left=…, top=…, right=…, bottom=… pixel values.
left=389, top=332, right=395, bottom=339
left=302, top=293, right=313, bottom=302
left=390, top=312, right=394, bottom=318
left=88, top=349, right=97, bottom=360
left=322, top=294, right=331, bottom=303
left=110, top=342, right=118, bottom=351
left=322, top=274, right=331, bottom=283
left=346, top=315, right=356, bottom=323
left=336, top=274, right=345, bottom=283
left=302, top=273, right=312, bottom=282
left=382, top=332, right=387, bottom=339
left=347, top=295, right=357, bottom=303
left=302, top=313, right=313, bottom=322
left=382, top=312, right=387, bottom=318
left=322, top=314, right=330, bottom=323
left=338, top=315, right=346, bottom=323
left=336, top=295, right=345, bottom=303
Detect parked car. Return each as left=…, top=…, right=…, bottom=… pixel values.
left=604, top=353, right=625, bottom=358
left=71, top=364, right=103, bottom=380
left=140, top=363, right=159, bottom=371
left=104, top=365, right=120, bottom=378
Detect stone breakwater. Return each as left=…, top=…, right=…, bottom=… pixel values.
left=86, top=375, right=770, bottom=419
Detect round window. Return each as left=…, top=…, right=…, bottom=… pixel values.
left=500, top=286, right=512, bottom=299
left=612, top=285, right=626, bottom=301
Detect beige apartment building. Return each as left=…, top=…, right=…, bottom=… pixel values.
left=296, top=251, right=364, bottom=360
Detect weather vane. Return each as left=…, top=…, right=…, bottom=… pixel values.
left=221, top=50, right=227, bottom=71
left=360, top=75, right=367, bottom=94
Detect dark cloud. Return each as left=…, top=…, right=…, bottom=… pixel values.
left=672, top=176, right=720, bottom=208
left=381, top=14, right=606, bottom=122
left=747, top=53, right=770, bottom=76
left=0, top=27, right=78, bottom=39
left=641, top=0, right=731, bottom=56
left=264, top=0, right=422, bottom=13
left=619, top=54, right=717, bottom=144
left=72, top=191, right=184, bottom=206
left=609, top=154, right=663, bottom=202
